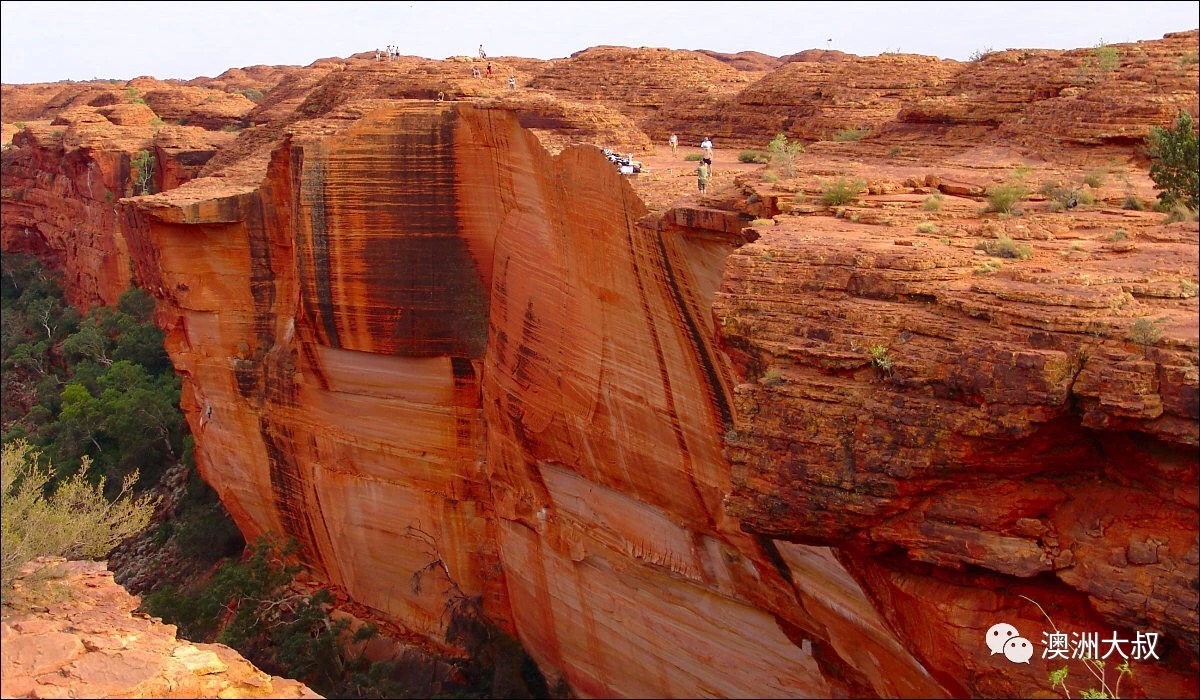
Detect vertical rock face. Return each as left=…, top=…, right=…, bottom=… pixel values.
left=1, top=127, right=132, bottom=308
left=1, top=108, right=229, bottom=308
left=127, top=105, right=496, bottom=642
left=116, top=102, right=947, bottom=697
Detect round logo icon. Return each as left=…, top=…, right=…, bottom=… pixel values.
left=1003, top=636, right=1034, bottom=664
left=986, top=622, right=1020, bottom=655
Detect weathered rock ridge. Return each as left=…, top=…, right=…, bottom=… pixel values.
left=2, top=31, right=1198, bottom=698
left=1, top=558, right=320, bottom=699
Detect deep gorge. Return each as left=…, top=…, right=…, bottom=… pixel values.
left=3, top=35, right=1197, bottom=698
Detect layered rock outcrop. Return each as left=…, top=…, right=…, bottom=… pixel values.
left=2, top=30, right=1197, bottom=698
left=715, top=203, right=1199, bottom=697
left=1, top=558, right=320, bottom=699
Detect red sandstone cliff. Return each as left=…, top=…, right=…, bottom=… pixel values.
left=2, top=31, right=1197, bottom=698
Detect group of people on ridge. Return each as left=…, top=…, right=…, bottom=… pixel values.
left=472, top=44, right=515, bottom=88
left=668, top=133, right=717, bottom=193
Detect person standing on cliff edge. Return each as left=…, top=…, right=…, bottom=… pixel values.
left=479, top=44, right=487, bottom=59
left=700, top=136, right=714, bottom=173
left=696, top=161, right=709, bottom=193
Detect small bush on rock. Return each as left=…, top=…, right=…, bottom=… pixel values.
left=822, top=176, right=866, bottom=206
left=986, top=183, right=1028, bottom=214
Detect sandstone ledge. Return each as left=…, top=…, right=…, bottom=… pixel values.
left=1, top=558, right=321, bottom=700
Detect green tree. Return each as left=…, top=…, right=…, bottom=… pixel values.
left=131, top=149, right=156, bottom=195
left=767, top=133, right=804, bottom=178
left=2, top=256, right=180, bottom=483
left=1, top=255, right=78, bottom=442
left=68, top=288, right=168, bottom=373
left=61, top=321, right=110, bottom=367
left=54, top=360, right=183, bottom=485
left=1, top=439, right=155, bottom=589
left=1147, top=110, right=1199, bottom=211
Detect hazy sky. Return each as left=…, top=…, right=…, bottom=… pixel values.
left=2, top=1, right=1198, bottom=84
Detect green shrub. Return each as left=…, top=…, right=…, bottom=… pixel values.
left=976, top=236, right=1032, bottom=259
left=2, top=440, right=156, bottom=589
left=887, top=146, right=903, bottom=158
left=916, top=222, right=938, bottom=234
left=750, top=218, right=775, bottom=226
left=739, top=150, right=769, bottom=164
left=1126, top=317, right=1162, bottom=345
left=1122, top=193, right=1145, bottom=210
left=761, top=368, right=783, bottom=386
left=869, top=345, right=893, bottom=373
left=1163, top=202, right=1199, bottom=223
left=1083, top=169, right=1106, bottom=188
left=923, top=193, right=944, bottom=211
left=1042, top=183, right=1085, bottom=210
left=240, top=88, right=264, bottom=102
left=684, top=153, right=702, bottom=161
left=1108, top=229, right=1128, bottom=242
left=986, top=183, right=1028, bottom=213
left=822, top=176, right=866, bottom=206
left=969, top=47, right=994, bottom=62
left=141, top=533, right=299, bottom=643
left=1147, top=110, right=1199, bottom=211
left=833, top=127, right=866, bottom=142
left=761, top=171, right=779, bottom=183
left=1090, top=43, right=1121, bottom=73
